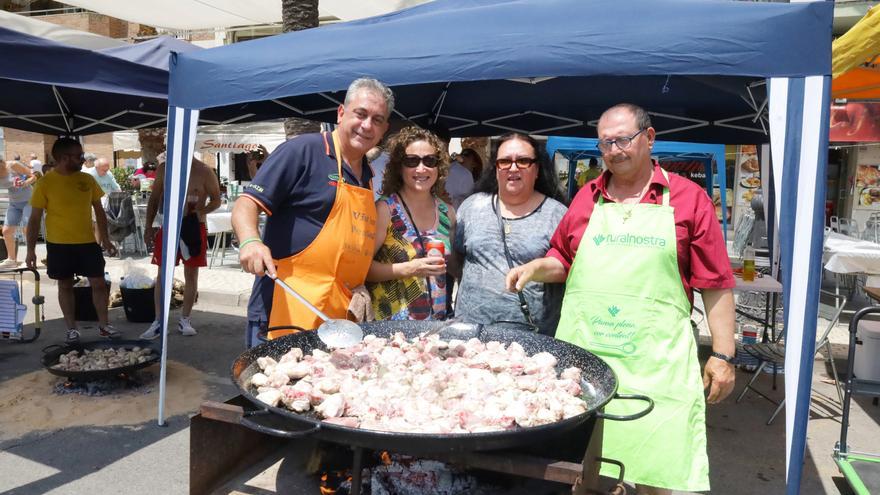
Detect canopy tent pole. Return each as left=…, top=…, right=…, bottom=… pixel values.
left=769, top=74, right=832, bottom=494
left=157, top=105, right=200, bottom=426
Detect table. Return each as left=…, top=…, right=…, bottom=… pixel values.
left=206, top=209, right=235, bottom=268
left=733, top=273, right=783, bottom=343
left=864, top=286, right=880, bottom=303
left=824, top=231, right=880, bottom=276
left=206, top=211, right=232, bottom=234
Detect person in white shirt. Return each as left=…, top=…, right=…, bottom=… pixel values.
left=92, top=157, right=121, bottom=194
left=367, top=146, right=390, bottom=200
left=425, top=124, right=475, bottom=209
left=445, top=154, right=475, bottom=210
left=28, top=152, right=42, bottom=171
left=82, top=153, right=98, bottom=174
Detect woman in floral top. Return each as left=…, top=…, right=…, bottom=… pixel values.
left=366, top=126, right=455, bottom=320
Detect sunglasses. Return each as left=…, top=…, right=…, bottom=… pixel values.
left=495, top=157, right=537, bottom=170
left=403, top=154, right=440, bottom=168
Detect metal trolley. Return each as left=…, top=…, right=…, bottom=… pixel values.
left=0, top=266, right=44, bottom=343
left=834, top=306, right=880, bottom=494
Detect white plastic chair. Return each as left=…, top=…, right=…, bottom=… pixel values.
left=838, top=217, right=859, bottom=238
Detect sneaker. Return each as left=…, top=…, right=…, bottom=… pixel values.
left=0, top=259, right=19, bottom=269
left=139, top=320, right=162, bottom=340
left=65, top=328, right=81, bottom=344
left=99, top=324, right=121, bottom=339
left=178, top=317, right=197, bottom=336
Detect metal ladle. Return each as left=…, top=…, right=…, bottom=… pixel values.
left=269, top=275, right=364, bottom=349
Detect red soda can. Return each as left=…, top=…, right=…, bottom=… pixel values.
left=425, top=240, right=444, bottom=258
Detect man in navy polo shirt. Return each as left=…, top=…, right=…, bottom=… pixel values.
left=233, top=78, right=394, bottom=347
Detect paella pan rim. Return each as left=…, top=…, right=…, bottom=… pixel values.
left=41, top=339, right=162, bottom=381
left=231, top=321, right=619, bottom=449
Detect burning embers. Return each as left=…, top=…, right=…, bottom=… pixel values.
left=318, top=450, right=503, bottom=495
left=52, top=371, right=154, bottom=397
left=319, top=471, right=355, bottom=495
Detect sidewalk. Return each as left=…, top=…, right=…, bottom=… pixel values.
left=10, top=242, right=255, bottom=309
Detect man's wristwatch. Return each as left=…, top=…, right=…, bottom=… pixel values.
left=711, top=351, right=736, bottom=363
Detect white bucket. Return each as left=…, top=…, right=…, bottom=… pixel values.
left=855, top=321, right=880, bottom=382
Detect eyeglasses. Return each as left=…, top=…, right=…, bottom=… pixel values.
left=596, top=129, right=646, bottom=153
left=403, top=154, right=440, bottom=168
left=495, top=157, right=537, bottom=170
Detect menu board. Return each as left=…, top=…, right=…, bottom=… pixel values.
left=733, top=145, right=761, bottom=227
left=856, top=164, right=880, bottom=208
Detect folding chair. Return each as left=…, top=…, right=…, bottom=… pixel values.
left=0, top=279, right=29, bottom=340
left=736, top=290, right=846, bottom=425
left=106, top=192, right=146, bottom=256
left=830, top=216, right=840, bottom=233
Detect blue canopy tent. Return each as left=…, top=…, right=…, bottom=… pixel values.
left=99, top=35, right=202, bottom=71
left=0, top=28, right=258, bottom=136
left=0, top=26, right=169, bottom=135
left=546, top=137, right=728, bottom=236
left=163, top=0, right=833, bottom=491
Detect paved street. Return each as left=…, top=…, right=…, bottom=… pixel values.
left=0, top=249, right=878, bottom=494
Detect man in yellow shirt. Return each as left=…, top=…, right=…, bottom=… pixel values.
left=26, top=137, right=119, bottom=343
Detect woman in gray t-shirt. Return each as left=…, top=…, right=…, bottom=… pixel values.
left=451, top=133, right=567, bottom=335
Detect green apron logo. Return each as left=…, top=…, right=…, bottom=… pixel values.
left=594, top=233, right=666, bottom=248
left=608, top=305, right=620, bottom=317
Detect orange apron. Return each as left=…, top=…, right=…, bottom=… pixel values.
left=267, top=131, right=377, bottom=338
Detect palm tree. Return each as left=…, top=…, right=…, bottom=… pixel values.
left=281, top=0, right=322, bottom=139
left=136, top=24, right=167, bottom=163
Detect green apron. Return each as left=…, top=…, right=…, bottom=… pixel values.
left=555, top=173, right=709, bottom=491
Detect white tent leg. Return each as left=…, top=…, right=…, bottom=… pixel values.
left=157, top=106, right=200, bottom=426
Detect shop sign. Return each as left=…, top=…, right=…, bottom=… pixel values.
left=659, top=160, right=706, bottom=181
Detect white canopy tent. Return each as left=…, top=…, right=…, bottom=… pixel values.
left=113, top=121, right=285, bottom=154
left=0, top=9, right=126, bottom=48
left=57, top=0, right=431, bottom=30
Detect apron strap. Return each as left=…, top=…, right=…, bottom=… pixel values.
left=597, top=168, right=671, bottom=206
left=328, top=131, right=344, bottom=182
left=328, top=130, right=373, bottom=192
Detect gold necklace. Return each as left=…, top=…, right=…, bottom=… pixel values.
left=621, top=204, right=636, bottom=223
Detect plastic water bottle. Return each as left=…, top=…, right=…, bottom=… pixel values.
left=738, top=324, right=759, bottom=372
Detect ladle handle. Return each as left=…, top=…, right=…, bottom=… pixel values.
left=269, top=274, right=330, bottom=323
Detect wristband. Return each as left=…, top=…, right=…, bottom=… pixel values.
left=239, top=237, right=263, bottom=249
left=711, top=351, right=736, bottom=363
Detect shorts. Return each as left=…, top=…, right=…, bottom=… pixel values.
left=4, top=200, right=31, bottom=228
left=46, top=242, right=105, bottom=280
left=151, top=223, right=208, bottom=267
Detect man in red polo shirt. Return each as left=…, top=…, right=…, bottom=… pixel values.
left=507, top=103, right=735, bottom=494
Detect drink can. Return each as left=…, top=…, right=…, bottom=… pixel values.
left=738, top=324, right=759, bottom=371
left=425, top=240, right=444, bottom=258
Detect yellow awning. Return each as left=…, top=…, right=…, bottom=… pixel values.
left=832, top=4, right=880, bottom=100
